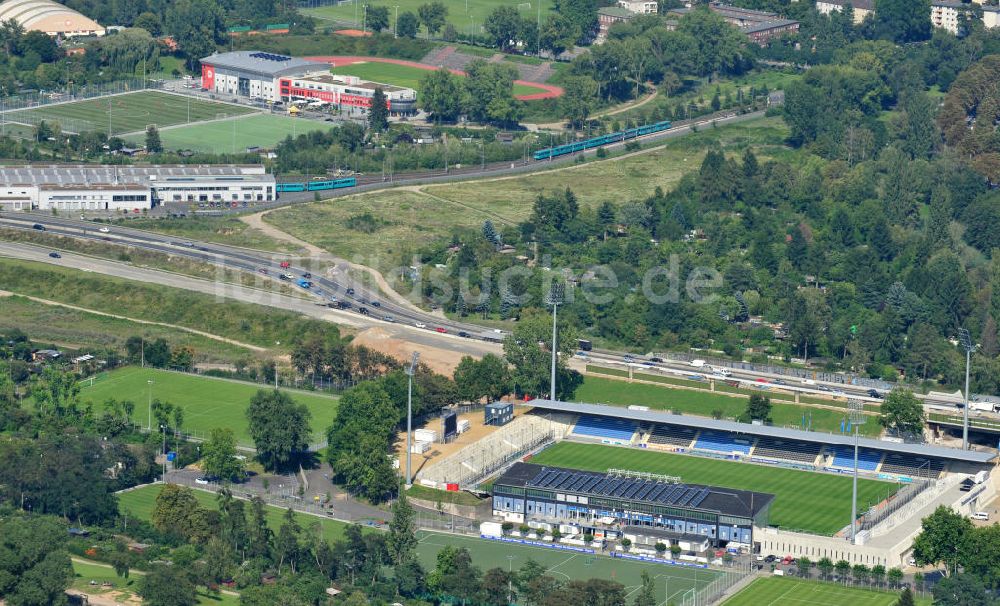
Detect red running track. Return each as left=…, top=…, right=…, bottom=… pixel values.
left=305, top=55, right=563, bottom=100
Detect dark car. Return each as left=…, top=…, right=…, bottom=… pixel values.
left=32, top=223, right=45, bottom=230
left=346, top=287, right=355, bottom=296
left=458, top=331, right=469, bottom=338
left=867, top=389, right=883, bottom=399
left=48, top=252, right=61, bottom=258
left=358, top=307, right=370, bottom=315
left=302, top=272, right=312, bottom=278
left=371, top=301, right=381, bottom=307
left=382, top=315, right=394, bottom=323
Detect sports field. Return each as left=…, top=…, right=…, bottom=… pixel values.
left=723, top=576, right=930, bottom=606
left=303, top=0, right=552, bottom=34
left=79, top=367, right=338, bottom=446
left=330, top=61, right=545, bottom=96
left=124, top=113, right=332, bottom=153
left=118, top=484, right=722, bottom=604
left=416, top=530, right=723, bottom=605
left=530, top=442, right=899, bottom=536
left=4, top=90, right=257, bottom=136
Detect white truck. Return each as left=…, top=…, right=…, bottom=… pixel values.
left=970, top=401, right=997, bottom=413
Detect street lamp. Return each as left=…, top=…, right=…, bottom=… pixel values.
left=848, top=398, right=866, bottom=544
left=959, top=328, right=974, bottom=450
left=394, top=5, right=400, bottom=38
left=405, top=351, right=420, bottom=488
left=147, top=379, right=154, bottom=432
left=547, top=283, right=563, bottom=401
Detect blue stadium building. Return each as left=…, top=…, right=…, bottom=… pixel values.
left=492, top=462, right=774, bottom=548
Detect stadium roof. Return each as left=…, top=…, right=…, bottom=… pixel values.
left=0, top=0, right=104, bottom=36
left=200, top=51, right=326, bottom=78
left=0, top=164, right=270, bottom=187
left=497, top=462, right=774, bottom=518
left=527, top=399, right=996, bottom=464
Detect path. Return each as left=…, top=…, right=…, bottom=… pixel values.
left=304, top=56, right=564, bottom=101
left=528, top=89, right=659, bottom=131
left=242, top=209, right=424, bottom=313
left=0, top=289, right=267, bottom=352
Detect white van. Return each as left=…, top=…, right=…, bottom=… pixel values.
left=690, top=359, right=706, bottom=368
left=972, top=512, right=990, bottom=521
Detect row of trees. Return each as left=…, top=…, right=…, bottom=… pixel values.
left=420, top=61, right=522, bottom=125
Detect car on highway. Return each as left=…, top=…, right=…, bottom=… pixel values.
left=280, top=261, right=290, bottom=268
left=973, top=511, right=990, bottom=521
left=32, top=223, right=45, bottom=230
left=458, top=331, right=470, bottom=338
left=382, top=315, right=394, bottom=322
left=358, top=307, right=370, bottom=315
left=279, top=274, right=292, bottom=281
left=867, top=389, right=883, bottom=399
left=182, top=241, right=194, bottom=247
left=435, top=327, right=447, bottom=333
left=302, top=272, right=312, bottom=278
left=371, top=301, right=381, bottom=307
left=195, top=477, right=210, bottom=485
left=415, top=322, right=426, bottom=329
left=346, top=287, right=355, bottom=295
left=98, top=227, right=110, bottom=233
left=690, top=359, right=706, bottom=368
left=48, top=252, right=61, bottom=258
left=258, top=268, right=268, bottom=274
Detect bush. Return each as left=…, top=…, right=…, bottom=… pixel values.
left=655, top=542, right=667, bottom=554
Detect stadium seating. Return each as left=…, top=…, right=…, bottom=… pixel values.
left=828, top=445, right=883, bottom=472
left=879, top=454, right=944, bottom=479
left=752, top=437, right=823, bottom=464
left=693, top=431, right=753, bottom=455
left=571, top=415, right=636, bottom=442
left=647, top=424, right=698, bottom=448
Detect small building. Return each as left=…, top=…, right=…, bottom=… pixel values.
left=815, top=0, right=874, bottom=24
left=670, top=2, right=799, bottom=44
left=200, top=51, right=328, bottom=101
left=597, top=6, right=635, bottom=39
left=485, top=402, right=514, bottom=426
left=617, top=0, right=658, bottom=14
left=32, top=349, right=61, bottom=362
left=279, top=72, right=417, bottom=115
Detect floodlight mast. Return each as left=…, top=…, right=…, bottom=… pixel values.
left=548, top=283, right=563, bottom=401
left=959, top=328, right=974, bottom=450
left=405, top=351, right=420, bottom=488
left=848, top=399, right=866, bottom=543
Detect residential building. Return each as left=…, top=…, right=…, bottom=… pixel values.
left=618, top=0, right=659, bottom=14
left=597, top=6, right=636, bottom=39
left=668, top=3, right=800, bottom=43
left=814, top=0, right=874, bottom=23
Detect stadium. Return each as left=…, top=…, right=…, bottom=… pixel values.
left=413, top=395, right=996, bottom=578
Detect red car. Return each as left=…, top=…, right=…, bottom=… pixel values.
left=280, top=261, right=291, bottom=269
left=435, top=327, right=447, bottom=333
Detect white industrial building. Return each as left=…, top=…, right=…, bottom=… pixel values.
left=200, top=51, right=329, bottom=101
left=0, top=165, right=275, bottom=211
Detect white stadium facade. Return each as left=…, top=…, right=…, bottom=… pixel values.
left=0, top=0, right=105, bottom=37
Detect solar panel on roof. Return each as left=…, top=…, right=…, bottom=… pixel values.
left=689, top=488, right=710, bottom=509
left=679, top=488, right=699, bottom=506
left=647, top=484, right=670, bottom=503
left=580, top=476, right=602, bottom=493
left=665, top=485, right=687, bottom=504
left=625, top=482, right=646, bottom=499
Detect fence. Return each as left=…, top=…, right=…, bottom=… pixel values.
left=1, top=78, right=162, bottom=114
left=858, top=477, right=935, bottom=534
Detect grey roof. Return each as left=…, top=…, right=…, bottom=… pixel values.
left=496, top=462, right=774, bottom=518
left=528, top=399, right=996, bottom=464
left=0, top=164, right=270, bottom=187
left=200, top=51, right=325, bottom=78
left=599, top=5, right=634, bottom=18
left=742, top=18, right=799, bottom=33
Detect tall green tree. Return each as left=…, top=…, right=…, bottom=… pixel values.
left=559, top=75, right=598, bottom=127
left=145, top=125, right=162, bottom=153
left=368, top=87, right=389, bottom=132
left=744, top=393, right=772, bottom=423
left=139, top=564, right=197, bottom=606
left=417, top=2, right=447, bottom=35
left=878, top=389, right=924, bottom=436
left=634, top=570, right=656, bottom=606
left=202, top=427, right=244, bottom=482
left=912, top=505, right=972, bottom=575
left=364, top=5, right=390, bottom=32
left=873, top=0, right=931, bottom=43
left=246, top=390, right=312, bottom=472
left=419, top=69, right=465, bottom=122
left=396, top=11, right=419, bottom=38
left=0, top=516, right=73, bottom=606
left=388, top=488, right=418, bottom=565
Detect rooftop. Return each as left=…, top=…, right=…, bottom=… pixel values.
left=526, top=399, right=996, bottom=464
left=297, top=72, right=409, bottom=93
left=0, top=165, right=269, bottom=187
left=599, top=6, right=635, bottom=18
left=742, top=18, right=799, bottom=33
left=201, top=51, right=326, bottom=77
left=497, top=462, right=774, bottom=518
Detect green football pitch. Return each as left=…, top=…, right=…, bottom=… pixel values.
left=79, top=367, right=338, bottom=446
left=330, top=61, right=546, bottom=97
left=723, top=576, right=930, bottom=606
left=118, top=484, right=723, bottom=604
left=303, top=0, right=552, bottom=34
left=4, top=90, right=257, bottom=136
left=124, top=113, right=334, bottom=153
left=530, top=442, right=899, bottom=536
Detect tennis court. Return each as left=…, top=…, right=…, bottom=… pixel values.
left=416, top=530, right=724, bottom=604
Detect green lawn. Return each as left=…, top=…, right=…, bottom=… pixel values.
left=4, top=90, right=257, bottom=136
left=577, top=375, right=881, bottom=437
left=79, top=367, right=338, bottom=446
left=330, top=61, right=544, bottom=95
left=724, top=576, right=930, bottom=606
left=531, top=442, right=899, bottom=536
left=118, top=484, right=720, bottom=604
left=124, top=113, right=333, bottom=153
left=303, top=0, right=552, bottom=34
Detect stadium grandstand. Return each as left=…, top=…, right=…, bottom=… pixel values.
left=0, top=0, right=104, bottom=37
left=528, top=400, right=994, bottom=481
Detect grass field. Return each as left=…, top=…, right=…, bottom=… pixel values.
left=118, top=484, right=720, bottom=604
left=123, top=215, right=300, bottom=253
left=4, top=90, right=257, bottom=137
left=330, top=61, right=545, bottom=96
left=577, top=375, right=882, bottom=437
left=124, top=113, right=333, bottom=153
left=303, top=0, right=551, bottom=34
left=0, top=294, right=256, bottom=364
left=723, top=576, right=930, bottom=606
left=530, top=442, right=898, bottom=536
left=416, top=530, right=723, bottom=604
left=79, top=367, right=338, bottom=446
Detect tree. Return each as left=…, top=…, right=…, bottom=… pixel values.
left=745, top=393, right=771, bottom=423
left=368, top=87, right=389, bottom=132
left=873, top=0, right=931, bottom=43
left=139, top=564, right=197, bottom=606
left=464, top=60, right=522, bottom=125
left=797, top=556, right=812, bottom=578
left=634, top=570, right=656, bottom=606
left=931, top=573, right=993, bottom=606
left=165, top=0, right=223, bottom=68
left=559, top=75, right=598, bottom=127
left=417, top=2, right=447, bottom=35
left=397, top=11, right=419, bottom=38
left=540, top=12, right=580, bottom=56
left=145, top=125, right=162, bottom=153
left=202, top=427, right=244, bottom=482
left=134, top=11, right=162, bottom=35
left=481, top=568, right=514, bottom=606
left=0, top=516, right=73, bottom=606
left=912, top=505, right=972, bottom=575
left=888, top=567, right=904, bottom=588
left=895, top=587, right=915, bottom=606
left=484, top=6, right=522, bottom=51
left=878, top=389, right=924, bottom=436
left=453, top=354, right=511, bottom=403
left=870, top=564, right=886, bottom=588
left=817, top=557, right=834, bottom=580
left=365, top=4, right=390, bottom=32
left=503, top=309, right=581, bottom=400
left=959, top=524, right=1000, bottom=589
left=246, top=390, right=312, bottom=472
left=388, top=488, right=418, bottom=565
left=938, top=55, right=1000, bottom=183
left=835, top=560, right=851, bottom=583
left=419, top=68, right=466, bottom=122
left=152, top=483, right=202, bottom=537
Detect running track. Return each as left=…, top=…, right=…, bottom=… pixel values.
left=305, top=55, right=563, bottom=100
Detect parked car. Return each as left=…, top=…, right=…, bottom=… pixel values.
left=867, top=389, right=883, bottom=399
left=98, top=227, right=110, bottom=233
left=972, top=511, right=990, bottom=521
